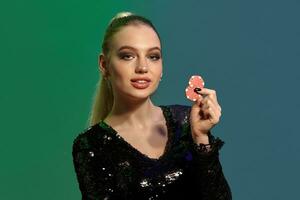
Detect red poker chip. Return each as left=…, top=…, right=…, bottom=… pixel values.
left=185, top=75, right=205, bottom=102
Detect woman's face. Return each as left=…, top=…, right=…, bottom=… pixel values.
left=102, top=24, right=163, bottom=102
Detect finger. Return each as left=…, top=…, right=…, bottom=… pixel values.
left=201, top=102, right=220, bottom=124
left=203, top=99, right=219, bottom=113
left=201, top=97, right=222, bottom=113
left=196, top=88, right=218, bottom=102
left=191, top=97, right=204, bottom=120
left=207, top=106, right=219, bottom=124
left=202, top=99, right=221, bottom=118
left=192, top=96, right=203, bottom=108
left=197, top=89, right=219, bottom=112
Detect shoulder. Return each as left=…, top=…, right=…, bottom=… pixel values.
left=167, top=104, right=191, bottom=110
left=161, top=104, right=194, bottom=146
left=166, top=104, right=217, bottom=145
left=72, top=123, right=107, bottom=153
left=163, top=104, right=192, bottom=125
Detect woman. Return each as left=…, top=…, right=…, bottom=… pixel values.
left=72, top=11, right=232, bottom=200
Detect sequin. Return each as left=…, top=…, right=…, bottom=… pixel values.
left=165, top=169, right=183, bottom=183
left=140, top=179, right=151, bottom=187
left=72, top=104, right=232, bottom=199
left=88, top=151, right=94, bottom=157
left=118, top=161, right=130, bottom=167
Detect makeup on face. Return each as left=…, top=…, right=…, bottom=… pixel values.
left=117, top=46, right=162, bottom=62
left=108, top=25, right=163, bottom=96
left=131, top=81, right=151, bottom=89
left=185, top=75, right=205, bottom=101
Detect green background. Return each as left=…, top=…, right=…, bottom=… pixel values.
left=1, top=0, right=299, bottom=199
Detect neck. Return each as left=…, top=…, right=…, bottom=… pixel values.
left=105, top=96, right=157, bottom=129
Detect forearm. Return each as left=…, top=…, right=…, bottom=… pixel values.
left=190, top=134, right=232, bottom=200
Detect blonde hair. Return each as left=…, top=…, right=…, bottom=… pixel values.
left=86, top=11, right=161, bottom=127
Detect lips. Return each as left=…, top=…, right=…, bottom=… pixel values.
left=130, top=77, right=151, bottom=82
left=130, top=77, right=151, bottom=89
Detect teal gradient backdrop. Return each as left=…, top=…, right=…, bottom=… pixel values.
left=1, top=0, right=299, bottom=199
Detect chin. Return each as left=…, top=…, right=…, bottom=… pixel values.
left=119, top=81, right=158, bottom=99
left=127, top=89, right=154, bottom=100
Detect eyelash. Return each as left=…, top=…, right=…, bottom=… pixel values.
left=120, top=54, right=134, bottom=60
left=149, top=55, right=161, bottom=61
left=119, top=53, right=161, bottom=61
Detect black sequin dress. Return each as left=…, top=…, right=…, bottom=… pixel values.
left=72, top=104, right=232, bottom=200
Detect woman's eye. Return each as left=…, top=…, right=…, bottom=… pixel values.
left=120, top=54, right=134, bottom=60
left=149, top=54, right=161, bottom=61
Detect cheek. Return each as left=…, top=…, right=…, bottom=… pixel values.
left=154, top=66, right=163, bottom=80
left=111, top=70, right=133, bottom=90
left=109, top=62, right=129, bottom=79
left=151, top=60, right=162, bottom=71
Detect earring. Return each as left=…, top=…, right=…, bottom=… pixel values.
left=160, top=73, right=163, bottom=81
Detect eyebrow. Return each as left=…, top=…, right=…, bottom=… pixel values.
left=118, top=45, right=161, bottom=52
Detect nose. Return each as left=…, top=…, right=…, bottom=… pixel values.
left=135, top=57, right=148, bottom=73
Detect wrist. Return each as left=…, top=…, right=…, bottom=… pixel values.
left=192, top=133, right=209, bottom=145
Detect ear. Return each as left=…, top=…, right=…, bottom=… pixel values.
left=98, top=53, right=109, bottom=77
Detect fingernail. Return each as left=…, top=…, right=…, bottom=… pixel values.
left=194, top=87, right=202, bottom=94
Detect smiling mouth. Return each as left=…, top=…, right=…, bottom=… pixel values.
left=130, top=80, right=151, bottom=89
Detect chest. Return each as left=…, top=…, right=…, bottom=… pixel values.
left=115, top=121, right=169, bottom=159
